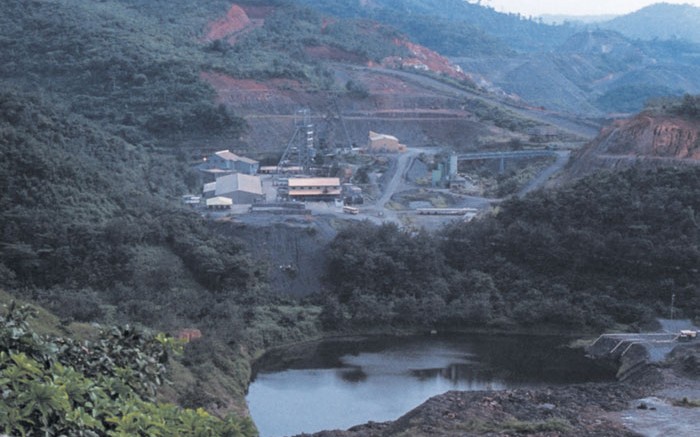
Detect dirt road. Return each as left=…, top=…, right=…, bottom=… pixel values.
left=360, top=66, right=601, bottom=140
left=518, top=150, right=571, bottom=197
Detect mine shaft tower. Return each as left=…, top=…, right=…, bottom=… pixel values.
left=277, top=109, right=315, bottom=175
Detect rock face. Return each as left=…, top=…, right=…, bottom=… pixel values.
left=598, top=116, right=700, bottom=159
left=566, top=113, right=700, bottom=180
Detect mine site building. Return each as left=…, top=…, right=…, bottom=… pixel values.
left=202, top=173, right=264, bottom=204
left=287, top=177, right=341, bottom=201
left=366, top=131, right=407, bottom=153
left=201, top=150, right=259, bottom=176
left=205, top=196, right=232, bottom=210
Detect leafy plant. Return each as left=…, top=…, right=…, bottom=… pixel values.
left=0, top=302, right=256, bottom=436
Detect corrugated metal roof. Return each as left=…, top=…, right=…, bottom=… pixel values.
left=215, top=173, right=263, bottom=196
left=203, top=182, right=216, bottom=193
left=288, top=177, right=340, bottom=188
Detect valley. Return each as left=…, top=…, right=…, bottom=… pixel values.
left=1, top=0, right=700, bottom=436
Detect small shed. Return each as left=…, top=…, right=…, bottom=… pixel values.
left=177, top=328, right=202, bottom=342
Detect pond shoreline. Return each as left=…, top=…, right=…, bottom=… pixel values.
left=292, top=341, right=700, bottom=436
left=248, top=331, right=620, bottom=436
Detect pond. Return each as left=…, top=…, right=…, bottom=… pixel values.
left=247, top=333, right=614, bottom=437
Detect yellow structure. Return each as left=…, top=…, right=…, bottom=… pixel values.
left=366, top=131, right=407, bottom=153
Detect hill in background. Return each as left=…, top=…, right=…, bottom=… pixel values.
left=600, top=3, right=700, bottom=43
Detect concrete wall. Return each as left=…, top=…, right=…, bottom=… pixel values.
left=219, top=190, right=264, bottom=204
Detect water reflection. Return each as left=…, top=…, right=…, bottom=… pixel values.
left=247, top=334, right=614, bottom=437
left=339, top=367, right=366, bottom=383
left=409, top=363, right=496, bottom=384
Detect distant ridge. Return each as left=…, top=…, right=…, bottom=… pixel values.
left=600, top=3, right=700, bottom=42
left=539, top=14, right=616, bottom=25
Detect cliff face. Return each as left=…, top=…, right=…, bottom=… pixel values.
left=566, top=113, right=700, bottom=179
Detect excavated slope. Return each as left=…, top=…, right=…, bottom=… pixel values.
left=566, top=113, right=700, bottom=180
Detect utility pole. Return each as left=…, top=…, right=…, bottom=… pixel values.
left=670, top=293, right=676, bottom=320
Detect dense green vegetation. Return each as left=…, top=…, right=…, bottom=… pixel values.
left=0, top=0, right=336, bottom=420
left=0, top=87, right=326, bottom=416
left=0, top=0, right=247, bottom=148
left=0, top=302, right=256, bottom=436
left=0, top=90, right=262, bottom=318
left=321, top=167, right=700, bottom=331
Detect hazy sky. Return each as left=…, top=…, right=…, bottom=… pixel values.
left=476, top=0, right=700, bottom=17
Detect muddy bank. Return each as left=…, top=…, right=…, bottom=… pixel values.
left=300, top=384, right=647, bottom=436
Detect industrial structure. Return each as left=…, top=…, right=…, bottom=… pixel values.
left=277, top=109, right=316, bottom=174
left=200, top=149, right=259, bottom=177
left=202, top=173, right=265, bottom=204
left=283, top=177, right=341, bottom=201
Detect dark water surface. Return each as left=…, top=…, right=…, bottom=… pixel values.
left=247, top=334, right=614, bottom=437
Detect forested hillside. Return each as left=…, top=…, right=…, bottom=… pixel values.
left=0, top=90, right=267, bottom=328
left=0, top=0, right=248, bottom=148
left=299, top=0, right=576, bottom=54
left=322, top=166, right=700, bottom=331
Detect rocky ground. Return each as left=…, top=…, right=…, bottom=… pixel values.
left=297, top=344, right=700, bottom=437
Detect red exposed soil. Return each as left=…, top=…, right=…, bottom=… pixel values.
left=199, top=64, right=509, bottom=154
left=200, top=71, right=302, bottom=104
left=603, top=115, right=700, bottom=159
left=201, top=71, right=271, bottom=94
left=203, top=3, right=271, bottom=44
left=565, top=113, right=700, bottom=179
left=205, top=4, right=252, bottom=41
left=381, top=39, right=474, bottom=84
